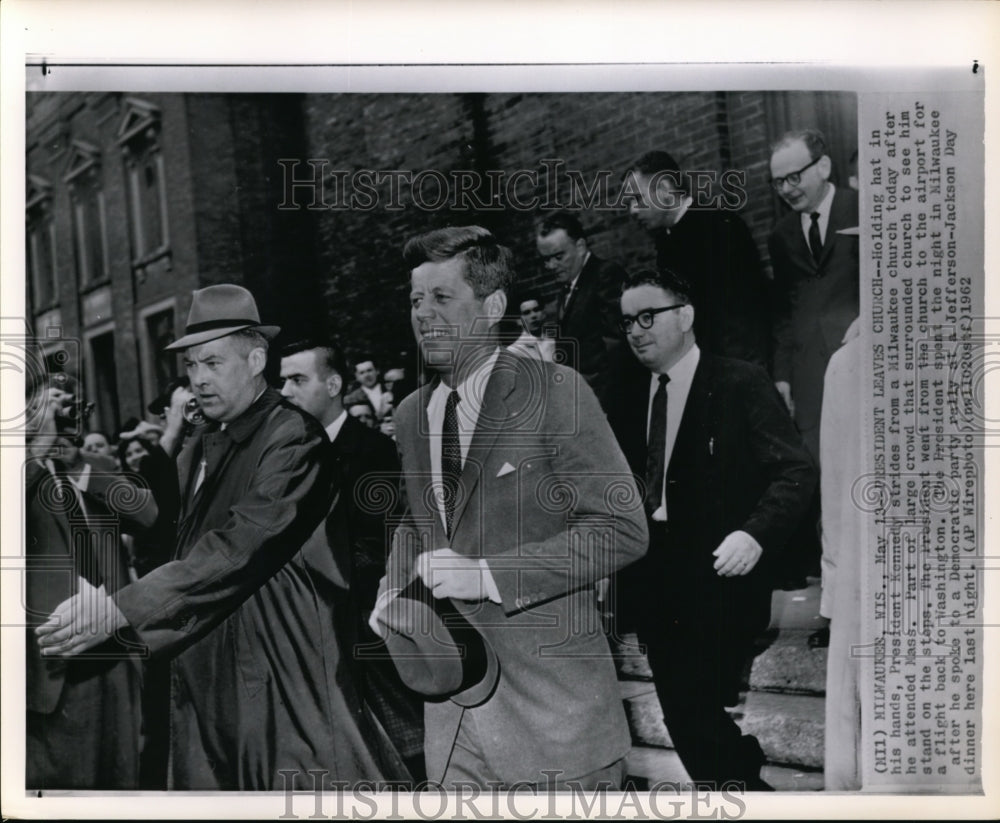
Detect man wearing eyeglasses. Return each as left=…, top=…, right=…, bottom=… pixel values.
left=768, top=129, right=859, bottom=461
left=608, top=268, right=816, bottom=791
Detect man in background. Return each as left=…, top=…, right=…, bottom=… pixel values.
left=536, top=211, right=626, bottom=407
left=506, top=291, right=555, bottom=362
left=609, top=269, right=815, bottom=790
left=280, top=337, right=425, bottom=780
left=624, top=150, right=770, bottom=368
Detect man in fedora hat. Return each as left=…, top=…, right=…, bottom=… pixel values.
left=38, top=284, right=399, bottom=789
left=370, top=227, right=647, bottom=789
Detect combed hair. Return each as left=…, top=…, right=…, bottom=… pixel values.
left=281, top=337, right=347, bottom=385
left=770, top=128, right=829, bottom=162
left=622, top=268, right=693, bottom=305
left=536, top=211, right=586, bottom=241
left=403, top=225, right=516, bottom=299
left=626, top=150, right=688, bottom=194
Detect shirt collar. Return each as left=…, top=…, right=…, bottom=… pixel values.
left=653, top=342, right=700, bottom=383
left=431, top=347, right=501, bottom=418
left=807, top=181, right=836, bottom=221
left=324, top=410, right=348, bottom=443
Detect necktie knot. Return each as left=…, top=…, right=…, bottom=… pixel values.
left=810, top=211, right=820, bottom=223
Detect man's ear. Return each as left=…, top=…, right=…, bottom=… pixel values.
left=484, top=290, right=507, bottom=327
left=818, top=155, right=833, bottom=180
left=326, top=372, right=343, bottom=399
left=247, top=347, right=267, bottom=377
left=678, top=303, right=695, bottom=333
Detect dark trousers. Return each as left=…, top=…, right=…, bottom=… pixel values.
left=631, top=522, right=770, bottom=789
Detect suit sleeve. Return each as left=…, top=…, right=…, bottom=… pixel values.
left=596, top=259, right=627, bottom=349
left=85, top=456, right=159, bottom=532
left=723, top=215, right=770, bottom=368
left=737, top=365, right=818, bottom=553
left=490, top=372, right=648, bottom=613
left=111, top=415, right=332, bottom=656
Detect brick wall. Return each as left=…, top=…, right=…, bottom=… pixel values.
left=27, top=90, right=856, bottom=425
left=300, top=90, right=785, bottom=369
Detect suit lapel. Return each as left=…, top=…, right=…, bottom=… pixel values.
left=449, top=359, right=515, bottom=535
left=668, top=356, right=712, bottom=477
left=782, top=214, right=817, bottom=275
left=818, top=187, right=854, bottom=266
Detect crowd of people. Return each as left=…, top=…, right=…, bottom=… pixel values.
left=25, top=129, right=860, bottom=792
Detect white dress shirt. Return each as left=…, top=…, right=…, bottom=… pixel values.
left=425, top=348, right=502, bottom=602
left=646, top=344, right=700, bottom=521
left=800, top=182, right=836, bottom=250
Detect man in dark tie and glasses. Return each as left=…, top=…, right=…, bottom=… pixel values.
left=608, top=268, right=816, bottom=791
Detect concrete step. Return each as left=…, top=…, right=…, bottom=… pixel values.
left=749, top=629, right=828, bottom=695
left=626, top=745, right=824, bottom=792
left=740, top=691, right=824, bottom=769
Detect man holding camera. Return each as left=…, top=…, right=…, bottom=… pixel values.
left=25, top=371, right=157, bottom=789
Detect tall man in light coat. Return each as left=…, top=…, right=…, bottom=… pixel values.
left=37, top=284, right=389, bottom=790
left=372, top=226, right=647, bottom=789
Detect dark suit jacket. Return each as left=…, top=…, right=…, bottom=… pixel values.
left=769, top=186, right=860, bottom=454
left=26, top=453, right=156, bottom=714
left=556, top=252, right=626, bottom=406
left=326, top=415, right=425, bottom=761
left=387, top=352, right=648, bottom=783
left=608, top=353, right=816, bottom=629
left=653, top=208, right=770, bottom=368
left=25, top=453, right=155, bottom=789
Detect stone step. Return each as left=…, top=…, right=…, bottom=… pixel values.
left=625, top=745, right=824, bottom=792
left=749, top=629, right=828, bottom=695
left=740, top=691, right=825, bottom=769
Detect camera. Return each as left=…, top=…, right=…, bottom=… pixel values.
left=56, top=398, right=96, bottom=422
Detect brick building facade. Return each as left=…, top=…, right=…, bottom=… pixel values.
left=26, top=90, right=856, bottom=434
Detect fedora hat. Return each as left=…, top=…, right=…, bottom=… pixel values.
left=165, top=284, right=280, bottom=351
left=377, top=577, right=500, bottom=708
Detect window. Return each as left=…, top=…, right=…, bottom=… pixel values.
left=117, top=98, right=170, bottom=269
left=64, top=140, right=109, bottom=287
left=26, top=175, right=57, bottom=309
left=85, top=325, right=121, bottom=435
left=137, top=300, right=179, bottom=408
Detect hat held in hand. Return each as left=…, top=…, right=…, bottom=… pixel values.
left=377, top=577, right=499, bottom=708
left=166, top=284, right=280, bottom=351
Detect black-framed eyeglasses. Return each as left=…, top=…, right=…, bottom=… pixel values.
left=618, top=304, right=686, bottom=333
left=770, top=156, right=821, bottom=190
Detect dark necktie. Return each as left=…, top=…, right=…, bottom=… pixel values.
left=560, top=282, right=575, bottom=319
left=645, top=374, right=670, bottom=516
left=808, top=212, right=823, bottom=264
left=442, top=389, right=462, bottom=537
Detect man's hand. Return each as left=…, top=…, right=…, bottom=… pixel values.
left=416, top=548, right=490, bottom=601
left=119, top=420, right=163, bottom=442
left=712, top=531, right=763, bottom=577
left=774, top=381, right=795, bottom=417
left=367, top=575, right=395, bottom=638
left=28, top=387, right=70, bottom=458
left=35, top=577, right=128, bottom=655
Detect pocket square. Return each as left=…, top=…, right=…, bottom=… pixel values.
left=496, top=462, right=516, bottom=477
